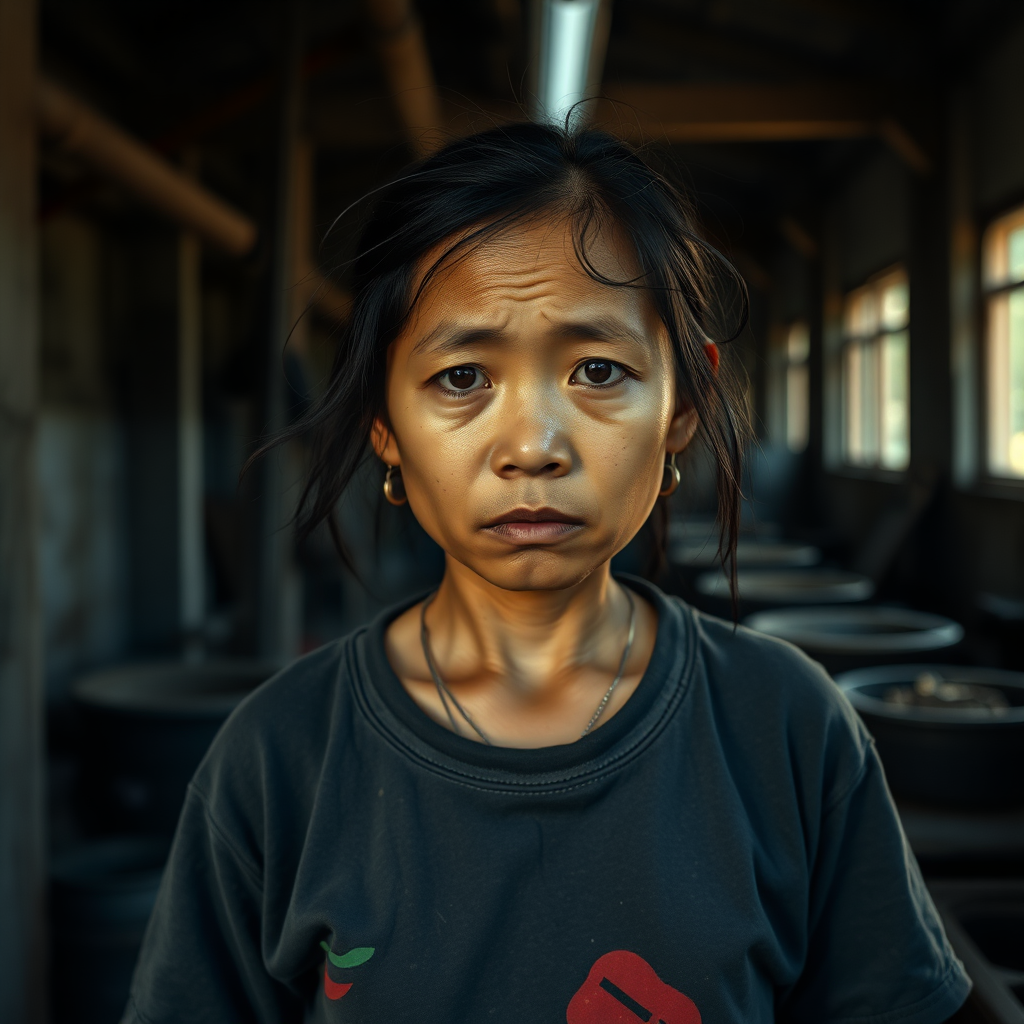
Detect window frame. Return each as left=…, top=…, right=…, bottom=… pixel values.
left=837, top=263, right=911, bottom=477
left=768, top=320, right=811, bottom=454
left=980, top=203, right=1024, bottom=488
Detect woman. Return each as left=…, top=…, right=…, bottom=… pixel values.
left=123, top=124, right=970, bottom=1024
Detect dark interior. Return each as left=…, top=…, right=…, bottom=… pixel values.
left=2, top=0, right=1024, bottom=1020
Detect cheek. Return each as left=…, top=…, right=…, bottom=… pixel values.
left=389, top=400, right=484, bottom=518
left=582, top=418, right=666, bottom=503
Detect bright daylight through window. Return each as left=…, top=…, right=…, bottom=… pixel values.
left=782, top=321, right=810, bottom=452
left=841, top=266, right=910, bottom=472
left=983, top=205, right=1024, bottom=479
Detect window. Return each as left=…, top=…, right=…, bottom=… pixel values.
left=768, top=321, right=810, bottom=453
left=983, top=206, right=1024, bottom=479
left=782, top=321, right=810, bottom=452
left=841, top=266, right=910, bottom=471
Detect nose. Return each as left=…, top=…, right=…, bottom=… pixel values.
left=489, top=387, right=574, bottom=479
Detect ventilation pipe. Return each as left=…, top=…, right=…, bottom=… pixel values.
left=533, top=0, right=611, bottom=128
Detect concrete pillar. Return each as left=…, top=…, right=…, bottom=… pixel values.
left=0, top=0, right=46, bottom=1021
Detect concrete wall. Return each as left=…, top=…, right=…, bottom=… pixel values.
left=38, top=217, right=128, bottom=701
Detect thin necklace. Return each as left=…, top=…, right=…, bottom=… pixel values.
left=419, top=588, right=637, bottom=746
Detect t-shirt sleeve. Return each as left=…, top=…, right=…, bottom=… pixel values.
left=779, top=745, right=971, bottom=1024
left=120, top=783, right=302, bottom=1024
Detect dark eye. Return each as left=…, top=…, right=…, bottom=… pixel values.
left=438, top=366, right=486, bottom=392
left=573, top=360, right=625, bottom=387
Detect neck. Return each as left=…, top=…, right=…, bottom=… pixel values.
left=425, top=557, right=629, bottom=698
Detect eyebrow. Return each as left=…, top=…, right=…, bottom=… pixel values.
left=412, top=314, right=649, bottom=355
left=412, top=323, right=505, bottom=355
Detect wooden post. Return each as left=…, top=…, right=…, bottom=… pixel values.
left=0, top=0, right=46, bottom=1021
left=364, top=0, right=443, bottom=157
left=257, top=0, right=305, bottom=660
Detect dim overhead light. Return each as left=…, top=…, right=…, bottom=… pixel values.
left=535, top=0, right=602, bottom=128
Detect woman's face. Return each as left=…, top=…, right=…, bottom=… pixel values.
left=373, top=216, right=698, bottom=592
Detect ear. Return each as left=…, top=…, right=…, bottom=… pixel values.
left=667, top=342, right=717, bottom=454
left=666, top=401, right=699, bottom=455
left=371, top=417, right=401, bottom=465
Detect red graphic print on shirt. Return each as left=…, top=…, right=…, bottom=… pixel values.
left=323, top=974, right=352, bottom=1001
left=567, top=950, right=701, bottom=1024
left=320, top=942, right=375, bottom=1001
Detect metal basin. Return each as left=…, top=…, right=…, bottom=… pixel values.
left=672, top=537, right=820, bottom=570
left=74, top=660, right=279, bottom=836
left=744, top=606, right=964, bottom=673
left=836, top=665, right=1024, bottom=808
left=695, top=567, right=874, bottom=614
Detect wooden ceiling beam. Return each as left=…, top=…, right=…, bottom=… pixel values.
left=363, top=0, right=444, bottom=158
left=597, top=82, right=931, bottom=172
left=36, top=77, right=258, bottom=253
left=616, top=13, right=835, bottom=80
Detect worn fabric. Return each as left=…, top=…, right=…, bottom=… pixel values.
left=123, top=576, right=970, bottom=1024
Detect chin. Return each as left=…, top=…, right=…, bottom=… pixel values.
left=459, top=548, right=609, bottom=593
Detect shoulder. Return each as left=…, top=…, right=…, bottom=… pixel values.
left=680, top=600, right=873, bottom=808
left=188, top=636, right=358, bottom=864
left=203, top=638, right=352, bottom=774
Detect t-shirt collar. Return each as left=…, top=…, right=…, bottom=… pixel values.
left=353, top=574, right=694, bottom=786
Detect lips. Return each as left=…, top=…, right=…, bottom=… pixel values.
left=482, top=507, right=584, bottom=543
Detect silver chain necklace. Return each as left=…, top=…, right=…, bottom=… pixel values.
left=419, top=588, right=637, bottom=746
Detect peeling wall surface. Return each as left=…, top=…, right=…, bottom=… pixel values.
left=38, top=217, right=127, bottom=700
left=38, top=413, right=127, bottom=700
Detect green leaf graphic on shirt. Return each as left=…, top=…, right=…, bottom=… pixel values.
left=319, top=941, right=375, bottom=968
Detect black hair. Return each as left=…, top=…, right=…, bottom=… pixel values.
left=261, top=121, right=748, bottom=601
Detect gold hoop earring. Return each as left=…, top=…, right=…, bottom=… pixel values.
left=659, top=453, right=681, bottom=497
left=383, top=465, right=407, bottom=506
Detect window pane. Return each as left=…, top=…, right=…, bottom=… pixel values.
left=880, top=280, right=909, bottom=331
left=861, top=337, right=880, bottom=464
left=786, top=363, right=809, bottom=452
left=844, top=342, right=863, bottom=463
left=1009, top=226, right=1024, bottom=285
left=1012, top=288, right=1024, bottom=473
left=988, top=287, right=1024, bottom=477
left=840, top=266, right=909, bottom=472
left=983, top=208, right=1024, bottom=287
left=880, top=331, right=910, bottom=470
left=844, top=287, right=877, bottom=339
left=787, top=321, right=810, bottom=363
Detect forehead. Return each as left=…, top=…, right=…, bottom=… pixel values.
left=405, top=214, right=652, bottom=322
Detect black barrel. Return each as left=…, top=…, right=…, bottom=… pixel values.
left=743, top=606, right=964, bottom=675
left=74, top=660, right=279, bottom=836
left=836, top=665, right=1024, bottom=808
left=694, top=567, right=874, bottom=617
left=50, top=837, right=168, bottom=1024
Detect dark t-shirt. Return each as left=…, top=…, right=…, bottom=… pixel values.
left=123, top=577, right=970, bottom=1024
